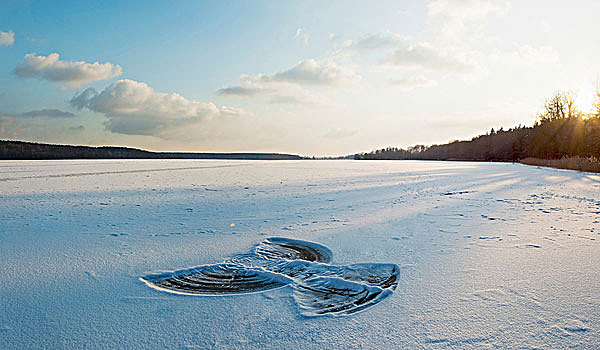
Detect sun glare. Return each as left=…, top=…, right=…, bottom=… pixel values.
left=576, top=84, right=595, bottom=113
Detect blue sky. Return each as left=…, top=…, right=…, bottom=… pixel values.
left=1, top=0, right=599, bottom=155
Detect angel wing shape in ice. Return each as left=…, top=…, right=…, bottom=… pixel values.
left=140, top=237, right=400, bottom=317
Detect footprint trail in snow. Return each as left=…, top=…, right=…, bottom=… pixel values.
left=140, top=237, right=400, bottom=316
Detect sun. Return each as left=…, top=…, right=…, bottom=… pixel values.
left=575, top=83, right=595, bottom=113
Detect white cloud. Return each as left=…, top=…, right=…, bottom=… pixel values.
left=273, top=59, right=361, bottom=86
left=217, top=74, right=270, bottom=97
left=219, top=75, right=330, bottom=106
left=490, top=44, right=559, bottom=65
left=347, top=34, right=410, bottom=51
left=218, top=59, right=360, bottom=105
left=423, top=1, right=559, bottom=81
left=389, top=75, right=438, bottom=90
left=0, top=30, right=15, bottom=46
left=71, top=79, right=242, bottom=136
left=267, top=90, right=327, bottom=106
left=348, top=34, right=475, bottom=73
left=428, top=0, right=509, bottom=20
left=18, top=109, right=76, bottom=118
left=217, top=85, right=264, bottom=97
left=14, top=53, right=122, bottom=88
left=219, top=106, right=246, bottom=116
left=427, top=0, right=510, bottom=44
left=295, top=28, right=310, bottom=45
left=382, top=40, right=474, bottom=73
left=514, top=45, right=559, bottom=63
left=0, top=109, right=76, bottom=123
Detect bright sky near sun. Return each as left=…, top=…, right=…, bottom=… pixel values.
left=1, top=0, right=599, bottom=156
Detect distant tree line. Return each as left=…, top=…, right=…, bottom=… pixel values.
left=0, top=141, right=303, bottom=160
left=356, top=88, right=600, bottom=161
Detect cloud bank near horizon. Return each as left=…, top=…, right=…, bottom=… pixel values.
left=71, top=79, right=243, bottom=137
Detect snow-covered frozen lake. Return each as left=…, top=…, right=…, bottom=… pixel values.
left=1, top=160, right=599, bottom=349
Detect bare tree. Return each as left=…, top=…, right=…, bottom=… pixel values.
left=564, top=90, right=579, bottom=119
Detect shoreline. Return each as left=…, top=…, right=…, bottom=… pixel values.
left=520, top=156, right=600, bottom=173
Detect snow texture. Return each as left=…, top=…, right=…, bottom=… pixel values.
left=1, top=160, right=600, bottom=348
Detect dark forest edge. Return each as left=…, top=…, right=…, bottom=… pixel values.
left=0, top=140, right=304, bottom=160
left=354, top=89, right=600, bottom=173
left=520, top=157, right=600, bottom=173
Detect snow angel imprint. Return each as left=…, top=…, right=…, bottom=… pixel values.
left=140, top=237, right=400, bottom=316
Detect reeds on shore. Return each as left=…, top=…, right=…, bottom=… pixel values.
left=520, top=156, right=600, bottom=173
